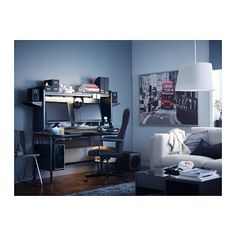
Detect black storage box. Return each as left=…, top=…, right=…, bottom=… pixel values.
left=44, top=84, right=52, bottom=92
left=51, top=86, right=59, bottom=92
left=118, top=151, right=141, bottom=171
left=44, top=79, right=59, bottom=86
left=44, top=80, right=59, bottom=92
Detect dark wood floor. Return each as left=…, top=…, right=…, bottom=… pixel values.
left=14, top=170, right=136, bottom=196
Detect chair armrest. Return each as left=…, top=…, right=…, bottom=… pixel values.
left=150, top=133, right=171, bottom=168
left=102, top=135, right=117, bottom=139
left=102, top=135, right=124, bottom=142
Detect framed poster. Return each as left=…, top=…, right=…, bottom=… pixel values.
left=139, top=70, right=198, bottom=126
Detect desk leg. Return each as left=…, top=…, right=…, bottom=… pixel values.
left=50, top=172, right=53, bottom=184
left=49, top=136, right=53, bottom=184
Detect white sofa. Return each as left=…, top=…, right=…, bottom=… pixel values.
left=150, top=127, right=222, bottom=175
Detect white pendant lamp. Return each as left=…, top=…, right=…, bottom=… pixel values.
left=176, top=40, right=213, bottom=91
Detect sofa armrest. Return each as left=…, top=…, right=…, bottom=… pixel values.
left=150, top=133, right=171, bottom=168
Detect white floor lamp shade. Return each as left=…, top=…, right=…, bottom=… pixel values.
left=176, top=62, right=214, bottom=91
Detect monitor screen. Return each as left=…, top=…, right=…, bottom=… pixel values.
left=45, top=102, right=70, bottom=123
left=74, top=103, right=102, bottom=123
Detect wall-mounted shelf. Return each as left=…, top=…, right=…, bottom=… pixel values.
left=24, top=101, right=42, bottom=107
left=24, top=90, right=111, bottom=107
left=45, top=91, right=110, bottom=98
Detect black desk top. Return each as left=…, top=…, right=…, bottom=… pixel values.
left=34, top=130, right=118, bottom=138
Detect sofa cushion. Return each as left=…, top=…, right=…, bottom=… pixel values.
left=184, top=131, right=209, bottom=152
left=191, top=139, right=222, bottom=159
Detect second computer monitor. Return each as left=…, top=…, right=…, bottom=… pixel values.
left=74, top=103, right=102, bottom=123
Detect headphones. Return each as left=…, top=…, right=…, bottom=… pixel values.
left=73, top=98, right=84, bottom=109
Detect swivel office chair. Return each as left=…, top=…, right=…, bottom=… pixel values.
left=84, top=108, right=130, bottom=184
left=14, top=130, right=43, bottom=186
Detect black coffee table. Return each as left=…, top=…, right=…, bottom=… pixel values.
left=135, top=168, right=222, bottom=196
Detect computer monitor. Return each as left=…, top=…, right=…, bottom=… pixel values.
left=74, top=103, right=102, bottom=123
left=45, top=102, right=70, bottom=123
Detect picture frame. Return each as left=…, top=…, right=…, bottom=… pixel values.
left=139, top=70, right=198, bottom=126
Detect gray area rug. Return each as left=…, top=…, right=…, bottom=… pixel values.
left=70, top=182, right=136, bottom=196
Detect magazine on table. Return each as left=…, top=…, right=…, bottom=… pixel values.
left=179, top=168, right=217, bottom=178
left=174, top=173, right=220, bottom=182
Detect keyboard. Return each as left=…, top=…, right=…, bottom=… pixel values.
left=79, top=125, right=98, bottom=130
left=65, top=129, right=97, bottom=134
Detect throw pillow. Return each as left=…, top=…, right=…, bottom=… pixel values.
left=191, top=139, right=222, bottom=159
left=184, top=130, right=209, bottom=152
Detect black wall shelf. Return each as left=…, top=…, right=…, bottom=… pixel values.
left=44, top=91, right=110, bottom=98
left=24, top=101, right=42, bottom=107
left=24, top=90, right=110, bottom=107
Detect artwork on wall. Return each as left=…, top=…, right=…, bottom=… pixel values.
left=139, top=70, right=198, bottom=126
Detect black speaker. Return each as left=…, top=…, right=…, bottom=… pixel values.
left=111, top=91, right=118, bottom=104
left=28, top=88, right=41, bottom=101
left=95, top=77, right=109, bottom=93
left=35, top=144, right=65, bottom=171
left=118, top=151, right=141, bottom=171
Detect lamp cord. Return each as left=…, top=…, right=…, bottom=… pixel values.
left=194, top=40, right=197, bottom=62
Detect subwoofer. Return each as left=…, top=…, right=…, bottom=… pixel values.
left=118, top=151, right=141, bottom=171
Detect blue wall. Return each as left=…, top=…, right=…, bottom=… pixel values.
left=14, top=41, right=132, bottom=181
left=14, top=40, right=132, bottom=150
left=132, top=40, right=210, bottom=165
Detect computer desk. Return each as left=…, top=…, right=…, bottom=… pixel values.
left=34, top=130, right=118, bottom=184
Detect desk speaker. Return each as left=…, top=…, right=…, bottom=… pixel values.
left=111, top=91, right=118, bottom=104
left=28, top=88, right=41, bottom=101
left=118, top=151, right=141, bottom=171
left=95, top=77, right=109, bottom=93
